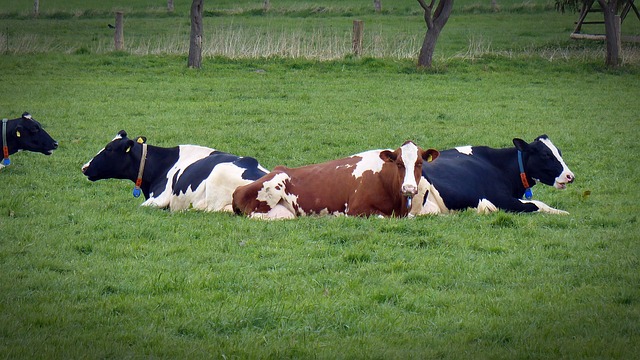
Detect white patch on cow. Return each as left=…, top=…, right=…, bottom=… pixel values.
left=169, top=161, right=254, bottom=212
left=335, top=164, right=354, bottom=171
left=256, top=173, right=293, bottom=208
left=538, top=137, right=574, bottom=190
left=399, top=142, right=419, bottom=196
left=476, top=199, right=498, bottom=214
left=519, top=199, right=569, bottom=215
left=252, top=172, right=300, bottom=219
left=142, top=145, right=216, bottom=208
left=412, top=177, right=450, bottom=215
left=455, top=145, right=473, bottom=155
left=350, top=149, right=386, bottom=178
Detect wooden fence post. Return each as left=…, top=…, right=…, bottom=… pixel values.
left=114, top=12, right=124, bottom=50
left=352, top=20, right=363, bottom=57
left=373, top=0, right=382, bottom=12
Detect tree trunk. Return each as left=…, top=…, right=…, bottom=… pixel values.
left=418, top=27, right=442, bottom=68
left=167, top=0, right=174, bottom=12
left=188, top=0, right=204, bottom=69
left=263, top=0, right=271, bottom=12
left=599, top=0, right=621, bottom=67
left=417, top=0, right=454, bottom=68
left=33, top=0, right=39, bottom=17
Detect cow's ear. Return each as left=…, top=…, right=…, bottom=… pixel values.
left=136, top=136, right=147, bottom=144
left=379, top=150, right=397, bottom=162
left=423, top=149, right=440, bottom=162
left=125, top=139, right=135, bottom=153
left=513, top=138, right=529, bottom=152
left=117, top=130, right=128, bottom=138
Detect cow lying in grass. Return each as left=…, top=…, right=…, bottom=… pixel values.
left=82, top=130, right=268, bottom=212
left=233, top=141, right=439, bottom=219
left=1, top=112, right=58, bottom=170
left=412, top=135, right=575, bottom=215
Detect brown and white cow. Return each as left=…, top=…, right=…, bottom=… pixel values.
left=232, top=141, right=439, bottom=219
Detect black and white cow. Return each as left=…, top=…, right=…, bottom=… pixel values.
left=412, top=135, right=575, bottom=215
left=82, top=130, right=269, bottom=212
left=1, top=112, right=58, bottom=170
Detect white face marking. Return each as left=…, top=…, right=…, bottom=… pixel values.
left=455, top=146, right=473, bottom=155
left=350, top=149, right=386, bottom=178
left=539, top=137, right=574, bottom=188
left=400, top=142, right=420, bottom=194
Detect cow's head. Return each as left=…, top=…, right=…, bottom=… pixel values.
left=513, top=135, right=574, bottom=190
left=380, top=141, right=439, bottom=197
left=10, top=113, right=58, bottom=155
left=82, top=130, right=146, bottom=181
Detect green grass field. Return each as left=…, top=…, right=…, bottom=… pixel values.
left=1, top=0, right=639, bottom=358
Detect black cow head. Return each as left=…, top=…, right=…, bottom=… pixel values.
left=513, top=135, right=575, bottom=190
left=82, top=130, right=146, bottom=182
left=6, top=112, right=58, bottom=155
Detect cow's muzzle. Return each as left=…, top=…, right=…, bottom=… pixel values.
left=554, top=171, right=575, bottom=190
left=402, top=184, right=418, bottom=197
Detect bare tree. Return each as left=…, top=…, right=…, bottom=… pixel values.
left=188, top=0, right=204, bottom=68
left=416, top=0, right=454, bottom=68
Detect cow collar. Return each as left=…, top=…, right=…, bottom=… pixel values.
left=133, top=143, right=148, bottom=198
left=2, top=119, right=10, bottom=167
left=517, top=150, right=533, bottom=200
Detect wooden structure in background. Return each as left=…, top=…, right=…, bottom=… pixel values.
left=571, top=0, right=640, bottom=42
left=114, top=12, right=124, bottom=50
left=352, top=20, right=364, bottom=56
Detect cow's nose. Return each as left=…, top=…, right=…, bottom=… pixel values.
left=81, top=165, right=88, bottom=174
left=566, top=173, right=575, bottom=183
left=53, top=141, right=59, bottom=149
left=402, top=184, right=418, bottom=196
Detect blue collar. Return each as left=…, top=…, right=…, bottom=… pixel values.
left=517, top=150, right=532, bottom=200
left=2, top=119, right=10, bottom=167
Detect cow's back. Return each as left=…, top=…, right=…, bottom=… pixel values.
left=142, top=144, right=215, bottom=207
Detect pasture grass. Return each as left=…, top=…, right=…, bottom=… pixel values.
left=1, top=52, right=638, bottom=359
left=1, top=1, right=639, bottom=358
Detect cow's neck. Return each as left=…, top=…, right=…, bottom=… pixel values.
left=1, top=119, right=19, bottom=156
left=382, top=163, right=411, bottom=217
left=134, top=144, right=180, bottom=198
left=491, top=147, right=534, bottom=197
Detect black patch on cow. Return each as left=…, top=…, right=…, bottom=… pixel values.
left=172, top=151, right=267, bottom=196
left=235, top=156, right=268, bottom=180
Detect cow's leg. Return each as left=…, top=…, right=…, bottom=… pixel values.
left=476, top=199, right=498, bottom=214
left=490, top=196, right=568, bottom=214
left=519, top=199, right=569, bottom=215
left=250, top=202, right=295, bottom=220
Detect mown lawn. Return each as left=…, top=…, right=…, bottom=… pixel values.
left=1, top=1, right=639, bottom=358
